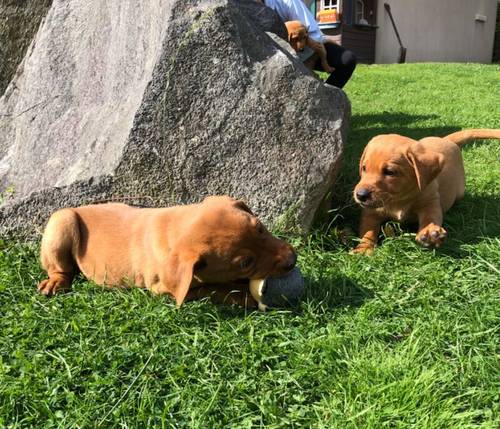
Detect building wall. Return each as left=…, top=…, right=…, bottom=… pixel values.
left=375, top=0, right=498, bottom=63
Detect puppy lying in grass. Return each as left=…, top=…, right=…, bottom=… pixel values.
left=352, top=129, right=500, bottom=254
left=285, top=20, right=335, bottom=73
left=38, top=196, right=297, bottom=307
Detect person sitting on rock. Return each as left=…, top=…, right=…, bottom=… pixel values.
left=256, top=0, right=357, bottom=88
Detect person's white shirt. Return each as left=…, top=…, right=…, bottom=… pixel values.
left=263, top=0, right=325, bottom=42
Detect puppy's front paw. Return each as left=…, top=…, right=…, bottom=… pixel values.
left=350, top=243, right=375, bottom=256
left=37, top=278, right=70, bottom=296
left=416, top=224, right=447, bottom=248
left=320, top=59, right=336, bottom=73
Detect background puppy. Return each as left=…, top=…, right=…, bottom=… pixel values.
left=38, top=196, right=297, bottom=306
left=352, top=129, right=500, bottom=254
left=285, top=20, right=335, bottom=73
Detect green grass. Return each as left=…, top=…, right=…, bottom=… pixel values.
left=1, top=64, right=499, bottom=428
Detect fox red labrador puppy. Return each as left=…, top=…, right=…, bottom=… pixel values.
left=38, top=196, right=297, bottom=306
left=285, top=20, right=335, bottom=73
left=353, top=129, right=500, bottom=254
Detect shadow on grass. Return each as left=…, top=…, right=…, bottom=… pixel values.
left=437, top=193, right=500, bottom=257
left=345, top=112, right=494, bottom=170
left=348, top=112, right=460, bottom=144
left=304, top=273, right=374, bottom=309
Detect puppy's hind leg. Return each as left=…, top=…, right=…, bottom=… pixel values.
left=38, top=209, right=80, bottom=296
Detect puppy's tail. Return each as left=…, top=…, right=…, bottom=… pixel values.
left=444, top=129, right=500, bottom=147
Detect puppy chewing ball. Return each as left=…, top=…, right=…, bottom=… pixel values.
left=249, top=267, right=305, bottom=311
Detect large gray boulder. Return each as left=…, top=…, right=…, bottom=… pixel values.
left=0, top=0, right=350, bottom=240
left=0, top=0, right=53, bottom=94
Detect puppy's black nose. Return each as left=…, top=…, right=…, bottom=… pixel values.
left=356, top=188, right=371, bottom=202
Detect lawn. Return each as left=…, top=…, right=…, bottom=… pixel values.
left=1, top=63, right=499, bottom=428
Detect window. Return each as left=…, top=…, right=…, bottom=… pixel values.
left=317, top=0, right=342, bottom=24
left=321, top=0, right=341, bottom=12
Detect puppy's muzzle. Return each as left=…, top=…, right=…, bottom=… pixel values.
left=355, top=188, right=372, bottom=203
left=277, top=246, right=297, bottom=274
left=283, top=251, right=297, bottom=273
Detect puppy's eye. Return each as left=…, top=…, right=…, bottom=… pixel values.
left=362, top=165, right=366, bottom=172
left=240, top=256, right=255, bottom=270
left=383, top=168, right=396, bottom=176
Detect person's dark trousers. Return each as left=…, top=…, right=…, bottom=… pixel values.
left=314, top=43, right=357, bottom=88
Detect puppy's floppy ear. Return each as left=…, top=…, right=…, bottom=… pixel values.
left=163, top=252, right=199, bottom=306
left=233, top=199, right=254, bottom=215
left=406, top=144, right=444, bottom=191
